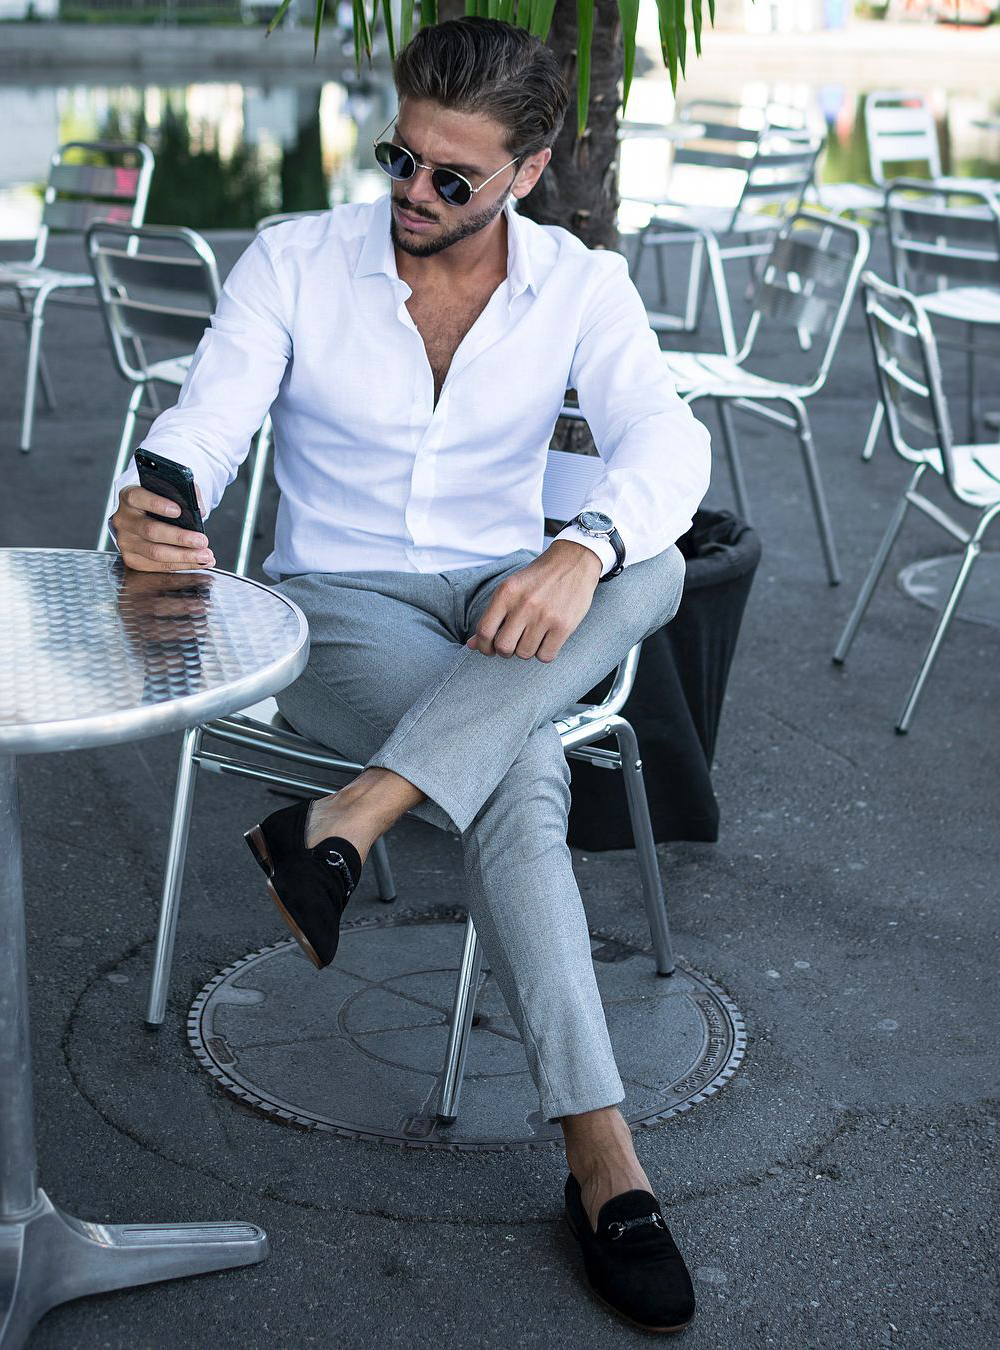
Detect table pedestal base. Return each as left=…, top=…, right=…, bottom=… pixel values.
left=1, top=1190, right=267, bottom=1350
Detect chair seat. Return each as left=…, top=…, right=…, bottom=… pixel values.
left=662, top=350, right=797, bottom=400
left=145, top=354, right=194, bottom=386
left=815, top=181, right=884, bottom=215
left=218, top=695, right=602, bottom=760
left=918, top=285, right=1000, bottom=327
left=640, top=204, right=782, bottom=239
left=917, top=440, right=1000, bottom=508
left=0, top=262, right=93, bottom=291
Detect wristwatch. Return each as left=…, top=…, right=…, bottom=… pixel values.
left=571, top=510, right=626, bottom=581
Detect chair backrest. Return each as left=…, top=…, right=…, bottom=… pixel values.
left=884, top=179, right=1000, bottom=296
left=741, top=209, right=871, bottom=390
left=860, top=271, right=959, bottom=496
left=255, top=210, right=328, bottom=233
left=85, top=221, right=221, bottom=384
left=865, top=91, right=942, bottom=186
left=34, top=141, right=154, bottom=269
left=735, top=130, right=825, bottom=221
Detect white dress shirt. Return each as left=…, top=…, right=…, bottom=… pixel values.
left=116, top=192, right=710, bottom=581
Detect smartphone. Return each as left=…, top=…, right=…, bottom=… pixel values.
left=134, top=447, right=205, bottom=534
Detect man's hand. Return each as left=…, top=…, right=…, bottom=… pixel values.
left=467, top=539, right=603, bottom=663
left=111, top=483, right=214, bottom=573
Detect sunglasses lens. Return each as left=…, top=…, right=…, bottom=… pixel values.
left=432, top=170, right=472, bottom=206
left=375, top=141, right=416, bottom=180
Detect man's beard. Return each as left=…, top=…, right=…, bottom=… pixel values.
left=390, top=186, right=511, bottom=257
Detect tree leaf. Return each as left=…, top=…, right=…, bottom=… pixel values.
left=527, top=0, right=556, bottom=38
left=497, top=0, right=517, bottom=22
left=400, top=0, right=414, bottom=44
left=616, top=0, right=641, bottom=113
left=674, top=0, right=687, bottom=78
left=655, top=0, right=678, bottom=94
left=318, top=0, right=330, bottom=59
left=692, top=0, right=703, bottom=57
left=421, top=0, right=439, bottom=23
left=378, top=0, right=396, bottom=59
left=576, top=0, right=593, bottom=139
left=265, top=0, right=295, bottom=38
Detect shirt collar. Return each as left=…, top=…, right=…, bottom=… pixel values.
left=354, top=191, right=538, bottom=299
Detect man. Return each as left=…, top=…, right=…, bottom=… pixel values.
left=110, top=17, right=711, bottom=1333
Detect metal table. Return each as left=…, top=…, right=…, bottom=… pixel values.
left=0, top=549, right=309, bottom=1350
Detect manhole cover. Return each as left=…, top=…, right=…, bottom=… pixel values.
left=188, top=909, right=746, bottom=1151
left=897, top=552, right=1000, bottom=630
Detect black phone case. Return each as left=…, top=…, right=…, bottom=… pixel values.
left=135, top=448, right=205, bottom=533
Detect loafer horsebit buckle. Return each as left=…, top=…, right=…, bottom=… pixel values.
left=324, top=849, right=355, bottom=898
left=607, top=1213, right=667, bottom=1241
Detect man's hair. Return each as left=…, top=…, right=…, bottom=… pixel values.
left=393, top=16, right=568, bottom=158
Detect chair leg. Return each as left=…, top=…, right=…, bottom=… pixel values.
left=435, top=913, right=484, bottom=1124
left=716, top=400, right=753, bottom=524
left=861, top=402, right=884, bottom=462
left=146, top=727, right=202, bottom=1026
left=896, top=534, right=982, bottom=735
left=966, top=328, right=976, bottom=442
left=235, top=417, right=272, bottom=577
left=97, top=382, right=145, bottom=551
left=612, top=716, right=676, bottom=976
left=703, top=235, right=739, bottom=357
left=19, top=294, right=49, bottom=453
left=832, top=475, right=918, bottom=666
left=788, top=398, right=841, bottom=586
left=370, top=836, right=397, bottom=903
left=683, top=235, right=705, bottom=333
left=15, top=287, right=55, bottom=410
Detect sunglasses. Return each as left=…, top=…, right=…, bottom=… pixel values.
left=372, top=117, right=522, bottom=207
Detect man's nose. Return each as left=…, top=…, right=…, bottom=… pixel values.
left=405, top=165, right=439, bottom=207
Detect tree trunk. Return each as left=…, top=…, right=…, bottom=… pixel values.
left=517, top=2, right=623, bottom=251
left=435, top=0, right=623, bottom=250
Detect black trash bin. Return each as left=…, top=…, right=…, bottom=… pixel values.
left=566, top=509, right=761, bottom=850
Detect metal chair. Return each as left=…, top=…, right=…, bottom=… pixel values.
left=0, top=141, right=154, bottom=453
left=661, top=209, right=871, bottom=586
left=141, top=444, right=679, bottom=1126
left=86, top=221, right=272, bottom=576
left=833, top=273, right=1000, bottom=732
left=860, top=179, right=1000, bottom=460
left=629, top=128, right=824, bottom=356
left=815, top=91, right=943, bottom=222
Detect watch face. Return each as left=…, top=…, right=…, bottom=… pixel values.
left=579, top=510, right=613, bottom=534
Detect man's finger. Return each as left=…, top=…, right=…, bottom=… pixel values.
left=122, top=484, right=182, bottom=519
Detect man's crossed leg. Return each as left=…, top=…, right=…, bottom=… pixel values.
left=273, top=543, right=685, bottom=1231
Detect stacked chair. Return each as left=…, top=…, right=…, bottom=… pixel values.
left=833, top=273, right=1000, bottom=732
left=0, top=141, right=154, bottom=452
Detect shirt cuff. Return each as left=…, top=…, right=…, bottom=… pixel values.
left=552, top=524, right=619, bottom=577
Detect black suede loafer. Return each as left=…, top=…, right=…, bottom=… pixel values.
left=244, top=798, right=362, bottom=969
left=564, top=1172, right=696, bottom=1333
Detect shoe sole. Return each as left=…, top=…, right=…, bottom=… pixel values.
left=244, top=824, right=324, bottom=971
left=564, top=1211, right=695, bottom=1335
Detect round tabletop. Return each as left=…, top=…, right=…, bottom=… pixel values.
left=0, top=549, right=309, bottom=755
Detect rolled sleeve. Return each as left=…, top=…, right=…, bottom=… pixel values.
left=568, top=253, right=712, bottom=569
left=108, top=231, right=291, bottom=532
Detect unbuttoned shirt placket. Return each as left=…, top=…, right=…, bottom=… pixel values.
left=391, top=269, right=528, bottom=572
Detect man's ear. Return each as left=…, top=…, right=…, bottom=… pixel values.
left=511, top=146, right=552, bottom=201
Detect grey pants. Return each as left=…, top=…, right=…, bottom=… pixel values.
left=274, top=544, right=685, bottom=1123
